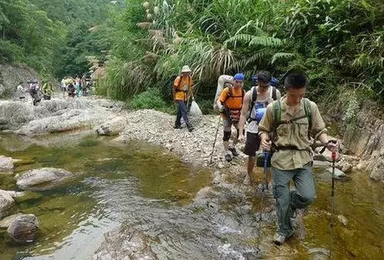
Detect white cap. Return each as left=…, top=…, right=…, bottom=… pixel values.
left=181, top=65, right=192, bottom=73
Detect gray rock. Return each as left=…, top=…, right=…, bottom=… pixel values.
left=15, top=167, right=73, bottom=191
left=369, top=158, right=384, bottom=182
left=0, top=63, right=39, bottom=99
left=0, top=213, right=23, bottom=228
left=95, top=117, right=127, bottom=136
left=308, top=247, right=330, bottom=260
left=337, top=215, right=349, bottom=226
left=327, top=167, right=347, bottom=178
left=6, top=214, right=39, bottom=243
left=0, top=155, right=14, bottom=173
left=0, top=190, right=15, bottom=219
left=92, top=225, right=157, bottom=260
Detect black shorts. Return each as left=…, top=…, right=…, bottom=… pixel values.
left=244, top=132, right=260, bottom=156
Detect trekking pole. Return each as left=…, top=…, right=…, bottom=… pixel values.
left=263, top=151, right=270, bottom=191
left=256, top=151, right=270, bottom=251
left=330, top=147, right=337, bottom=259
left=209, top=115, right=221, bottom=164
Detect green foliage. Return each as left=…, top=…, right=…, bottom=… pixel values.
left=3, top=0, right=384, bottom=110
left=130, top=87, right=174, bottom=114
left=0, top=0, right=118, bottom=80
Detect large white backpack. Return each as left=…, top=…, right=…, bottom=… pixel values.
left=213, top=74, right=233, bottom=111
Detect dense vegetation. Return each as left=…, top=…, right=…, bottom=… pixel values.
left=0, top=0, right=119, bottom=79
left=103, top=0, right=384, bottom=113
left=1, top=0, right=384, bottom=112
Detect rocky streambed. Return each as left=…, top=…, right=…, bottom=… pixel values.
left=0, top=97, right=383, bottom=260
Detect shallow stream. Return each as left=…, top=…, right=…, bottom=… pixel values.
left=0, top=133, right=383, bottom=259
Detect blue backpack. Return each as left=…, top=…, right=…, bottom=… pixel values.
left=252, top=75, right=279, bottom=87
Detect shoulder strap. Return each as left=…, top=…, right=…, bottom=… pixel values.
left=250, top=86, right=257, bottom=110
left=272, top=100, right=281, bottom=127
left=303, top=98, right=312, bottom=138
left=227, top=85, right=233, bottom=98
left=272, top=86, right=277, bottom=100
left=176, top=75, right=182, bottom=89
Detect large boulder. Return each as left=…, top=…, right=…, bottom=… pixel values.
left=95, top=116, right=127, bottom=136
left=369, top=157, right=384, bottom=182
left=15, top=168, right=73, bottom=191
left=0, top=155, right=14, bottom=173
left=0, top=63, right=39, bottom=98
left=6, top=214, right=39, bottom=243
left=0, top=190, right=15, bottom=219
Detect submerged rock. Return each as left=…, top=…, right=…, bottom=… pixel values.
left=15, top=167, right=73, bottom=191
left=6, top=214, right=39, bottom=243
left=0, top=155, right=14, bottom=173
left=93, top=225, right=157, bottom=260
left=0, top=213, right=23, bottom=228
left=308, top=247, right=330, bottom=260
left=327, top=167, right=350, bottom=181
left=0, top=190, right=15, bottom=219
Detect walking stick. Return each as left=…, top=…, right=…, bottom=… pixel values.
left=263, top=151, right=270, bottom=191
left=209, top=115, right=221, bottom=164
left=320, top=140, right=337, bottom=258
left=257, top=151, right=270, bottom=250
left=330, top=147, right=337, bottom=258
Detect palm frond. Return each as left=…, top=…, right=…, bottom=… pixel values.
left=224, top=34, right=283, bottom=48
left=271, top=52, right=295, bottom=63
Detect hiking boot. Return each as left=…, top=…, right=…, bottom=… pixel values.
left=228, top=147, right=239, bottom=156
left=187, top=124, right=194, bottom=132
left=225, top=153, right=232, bottom=162
left=273, top=232, right=293, bottom=245
left=173, top=124, right=182, bottom=129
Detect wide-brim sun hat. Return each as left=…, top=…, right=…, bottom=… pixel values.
left=181, top=65, right=192, bottom=73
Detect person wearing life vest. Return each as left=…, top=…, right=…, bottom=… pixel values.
left=173, top=65, right=194, bottom=132
left=259, top=73, right=337, bottom=245
left=216, top=73, right=245, bottom=162
left=238, top=71, right=281, bottom=184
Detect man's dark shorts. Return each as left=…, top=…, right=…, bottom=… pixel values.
left=244, top=132, right=260, bottom=156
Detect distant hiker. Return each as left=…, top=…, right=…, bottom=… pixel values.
left=82, top=73, right=92, bottom=96
left=216, top=73, right=245, bottom=162
left=42, top=80, right=54, bottom=100
left=173, top=65, right=194, bottom=132
left=61, top=78, right=67, bottom=91
left=29, top=80, right=41, bottom=106
left=258, top=73, right=337, bottom=245
left=75, top=75, right=82, bottom=97
left=16, top=81, right=26, bottom=101
left=238, top=71, right=281, bottom=184
left=67, top=83, right=76, bottom=98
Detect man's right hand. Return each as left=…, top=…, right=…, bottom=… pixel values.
left=260, top=139, right=272, bottom=151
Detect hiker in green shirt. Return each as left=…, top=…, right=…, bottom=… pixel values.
left=258, top=73, right=337, bottom=245
left=42, top=80, right=54, bottom=100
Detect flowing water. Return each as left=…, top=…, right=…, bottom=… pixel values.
left=0, top=133, right=383, bottom=259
